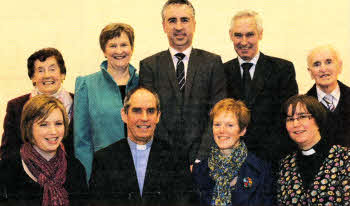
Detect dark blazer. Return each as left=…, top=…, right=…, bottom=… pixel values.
left=0, top=151, right=88, bottom=205
left=220, top=53, right=298, bottom=161
left=192, top=152, right=273, bottom=206
left=306, top=80, right=350, bottom=147
left=89, top=138, right=195, bottom=205
left=139, top=49, right=227, bottom=162
left=0, top=93, right=75, bottom=159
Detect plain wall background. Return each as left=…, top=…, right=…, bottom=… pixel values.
left=1, top=0, right=349, bottom=142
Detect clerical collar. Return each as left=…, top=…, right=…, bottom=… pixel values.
left=299, top=137, right=330, bottom=156
left=127, top=138, right=153, bottom=151
left=301, top=148, right=316, bottom=156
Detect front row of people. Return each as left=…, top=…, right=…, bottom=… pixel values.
left=0, top=86, right=348, bottom=205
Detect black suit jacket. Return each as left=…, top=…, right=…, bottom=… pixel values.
left=0, top=93, right=75, bottom=159
left=89, top=138, right=194, bottom=205
left=139, top=49, right=227, bottom=162
left=222, top=53, right=298, bottom=161
left=306, top=81, right=350, bottom=147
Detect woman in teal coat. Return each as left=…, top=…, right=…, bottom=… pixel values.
left=74, top=23, right=138, bottom=180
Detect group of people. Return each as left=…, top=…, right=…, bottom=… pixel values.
left=0, top=0, right=349, bottom=205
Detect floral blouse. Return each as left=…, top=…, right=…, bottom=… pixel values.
left=277, top=145, right=350, bottom=205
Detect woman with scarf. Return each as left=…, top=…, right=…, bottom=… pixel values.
left=192, top=98, right=273, bottom=206
left=277, top=95, right=349, bottom=205
left=0, top=95, right=87, bottom=205
left=1, top=48, right=75, bottom=159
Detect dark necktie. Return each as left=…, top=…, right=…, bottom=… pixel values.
left=175, top=53, right=186, bottom=91
left=241, top=63, right=253, bottom=100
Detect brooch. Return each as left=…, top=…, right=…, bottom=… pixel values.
left=243, top=177, right=253, bottom=188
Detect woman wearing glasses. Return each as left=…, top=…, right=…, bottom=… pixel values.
left=277, top=95, right=350, bottom=205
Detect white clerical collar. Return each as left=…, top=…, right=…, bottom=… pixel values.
left=127, top=138, right=153, bottom=151
left=301, top=148, right=316, bottom=156
left=169, top=46, right=192, bottom=60
left=238, top=52, right=260, bottom=66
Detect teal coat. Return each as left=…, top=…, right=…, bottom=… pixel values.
left=74, top=61, right=138, bottom=180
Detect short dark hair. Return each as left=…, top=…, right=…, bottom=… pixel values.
left=21, top=95, right=69, bottom=145
left=161, top=0, right=195, bottom=21
left=27, top=48, right=66, bottom=79
left=123, top=86, right=160, bottom=114
left=282, top=95, right=327, bottom=137
left=99, top=23, right=135, bottom=52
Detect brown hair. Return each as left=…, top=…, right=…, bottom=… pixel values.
left=99, top=23, right=135, bottom=52
left=21, top=95, right=69, bottom=144
left=210, top=98, right=250, bottom=131
left=123, top=86, right=160, bottom=114
left=27, top=48, right=66, bottom=79
left=282, top=94, right=327, bottom=137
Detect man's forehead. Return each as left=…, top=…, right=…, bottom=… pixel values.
left=164, top=4, right=194, bottom=18
left=232, top=17, right=258, bottom=31
left=129, top=90, right=157, bottom=106
left=310, top=48, right=337, bottom=62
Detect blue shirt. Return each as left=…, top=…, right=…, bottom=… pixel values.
left=127, top=138, right=153, bottom=196
left=74, top=60, right=139, bottom=180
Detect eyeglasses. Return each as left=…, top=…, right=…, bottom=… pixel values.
left=286, top=114, right=313, bottom=124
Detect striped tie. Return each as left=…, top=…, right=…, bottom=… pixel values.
left=175, top=53, right=186, bottom=91
left=323, top=94, right=335, bottom=112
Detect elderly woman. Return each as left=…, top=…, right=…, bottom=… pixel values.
left=0, top=95, right=87, bottom=205
left=277, top=95, right=350, bottom=205
left=74, top=23, right=138, bottom=180
left=192, top=98, right=273, bottom=206
left=1, top=48, right=74, bottom=160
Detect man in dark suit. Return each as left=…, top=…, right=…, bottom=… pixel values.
left=223, top=10, right=298, bottom=161
left=139, top=0, right=226, bottom=164
left=306, top=45, right=350, bottom=147
left=89, top=86, right=194, bottom=205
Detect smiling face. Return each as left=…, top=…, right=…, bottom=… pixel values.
left=213, top=112, right=246, bottom=155
left=103, top=32, right=133, bottom=71
left=32, top=108, right=65, bottom=159
left=162, top=4, right=196, bottom=52
left=286, top=103, right=321, bottom=150
left=308, top=46, right=342, bottom=93
left=230, top=16, right=262, bottom=61
left=121, top=89, right=160, bottom=145
left=31, top=56, right=65, bottom=95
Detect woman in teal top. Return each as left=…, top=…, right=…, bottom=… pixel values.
left=74, top=23, right=138, bottom=180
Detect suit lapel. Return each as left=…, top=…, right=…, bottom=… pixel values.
left=120, top=140, right=142, bottom=198
left=163, top=50, right=181, bottom=93
left=248, top=53, right=269, bottom=105
left=184, top=49, right=199, bottom=102
left=232, top=59, right=244, bottom=99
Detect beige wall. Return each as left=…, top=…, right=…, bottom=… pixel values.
left=1, top=0, right=349, bottom=141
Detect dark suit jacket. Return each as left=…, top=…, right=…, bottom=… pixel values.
left=221, top=53, right=298, bottom=161
left=89, top=138, right=195, bottom=205
left=139, top=49, right=227, bottom=162
left=306, top=81, right=350, bottom=147
left=0, top=93, right=75, bottom=159
left=192, top=152, right=273, bottom=206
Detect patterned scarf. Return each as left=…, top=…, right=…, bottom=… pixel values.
left=20, top=142, right=69, bottom=206
left=208, top=141, right=248, bottom=206
left=31, top=87, right=73, bottom=121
